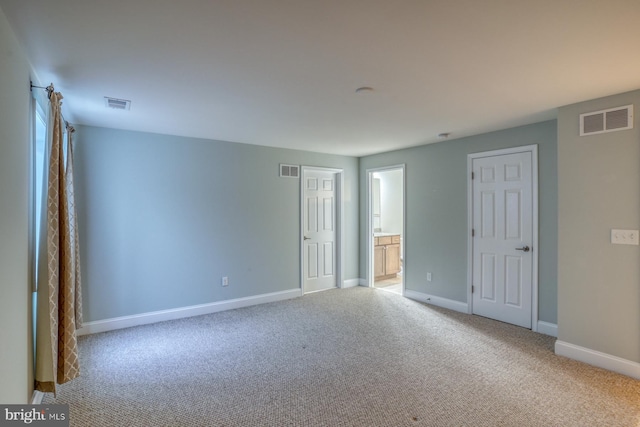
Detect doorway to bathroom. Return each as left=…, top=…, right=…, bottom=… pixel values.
left=367, top=165, right=405, bottom=295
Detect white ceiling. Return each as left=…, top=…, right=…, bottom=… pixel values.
left=2, top=0, right=640, bottom=156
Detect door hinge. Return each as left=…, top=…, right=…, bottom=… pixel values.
left=472, top=229, right=475, bottom=237
left=471, top=171, right=475, bottom=180
left=471, top=285, right=474, bottom=293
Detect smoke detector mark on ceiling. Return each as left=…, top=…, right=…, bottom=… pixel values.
left=104, top=97, right=131, bottom=110
left=355, top=86, right=374, bottom=94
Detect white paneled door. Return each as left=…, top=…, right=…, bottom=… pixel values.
left=472, top=151, right=533, bottom=328
left=303, top=170, right=337, bottom=293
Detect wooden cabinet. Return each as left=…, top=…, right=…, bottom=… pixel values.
left=374, top=245, right=386, bottom=278
left=374, top=234, right=401, bottom=280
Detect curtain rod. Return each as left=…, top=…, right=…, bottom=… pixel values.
left=30, top=81, right=54, bottom=98
left=30, top=81, right=74, bottom=132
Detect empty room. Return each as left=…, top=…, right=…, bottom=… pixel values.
left=1, top=1, right=639, bottom=426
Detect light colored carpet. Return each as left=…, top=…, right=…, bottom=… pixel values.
left=44, top=287, right=640, bottom=426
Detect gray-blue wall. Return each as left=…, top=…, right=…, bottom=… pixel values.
left=558, top=90, right=640, bottom=363
left=359, top=121, right=558, bottom=324
left=0, top=7, right=32, bottom=403
left=74, top=126, right=359, bottom=322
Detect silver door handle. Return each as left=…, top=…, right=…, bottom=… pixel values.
left=304, top=236, right=311, bottom=241
left=515, top=246, right=530, bottom=252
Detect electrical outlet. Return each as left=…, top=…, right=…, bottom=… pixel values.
left=221, top=276, right=229, bottom=287
left=427, top=272, right=432, bottom=282
left=611, top=229, right=639, bottom=245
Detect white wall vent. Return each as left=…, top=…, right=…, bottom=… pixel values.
left=280, top=164, right=299, bottom=178
left=104, top=97, right=131, bottom=110
left=579, top=105, right=633, bottom=136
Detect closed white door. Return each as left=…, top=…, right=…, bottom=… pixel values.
left=472, top=151, right=533, bottom=328
left=303, top=170, right=337, bottom=293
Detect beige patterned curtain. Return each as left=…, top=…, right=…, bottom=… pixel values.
left=35, top=89, right=83, bottom=394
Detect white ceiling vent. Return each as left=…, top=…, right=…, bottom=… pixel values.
left=280, top=164, right=299, bottom=178
left=104, top=97, right=131, bottom=111
left=579, top=105, right=633, bottom=136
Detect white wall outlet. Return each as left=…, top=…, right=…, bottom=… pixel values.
left=427, top=272, right=432, bottom=282
left=221, top=276, right=229, bottom=287
left=611, top=229, right=639, bottom=245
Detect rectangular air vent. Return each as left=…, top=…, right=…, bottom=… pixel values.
left=579, top=105, right=633, bottom=136
left=280, top=164, right=299, bottom=178
left=104, top=97, right=131, bottom=110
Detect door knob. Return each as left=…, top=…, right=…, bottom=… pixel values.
left=304, top=236, right=311, bottom=241
left=515, top=246, right=530, bottom=252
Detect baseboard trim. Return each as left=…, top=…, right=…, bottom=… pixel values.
left=78, top=288, right=302, bottom=336
left=404, top=291, right=556, bottom=336
left=536, top=321, right=558, bottom=337
left=31, top=390, right=44, bottom=404
left=404, top=290, right=468, bottom=314
left=555, top=340, right=640, bottom=380
left=342, top=279, right=361, bottom=288
left=357, top=278, right=368, bottom=287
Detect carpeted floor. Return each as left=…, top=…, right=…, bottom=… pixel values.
left=44, top=287, right=640, bottom=426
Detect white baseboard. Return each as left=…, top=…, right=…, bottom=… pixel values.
left=342, top=278, right=361, bottom=288
left=536, top=321, right=558, bottom=337
left=403, top=290, right=557, bottom=337
left=31, top=390, right=44, bottom=404
left=555, top=340, right=640, bottom=380
left=357, top=278, right=368, bottom=287
left=404, top=289, right=468, bottom=314
left=78, top=288, right=302, bottom=336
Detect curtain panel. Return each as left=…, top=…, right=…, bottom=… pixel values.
left=35, top=91, right=83, bottom=394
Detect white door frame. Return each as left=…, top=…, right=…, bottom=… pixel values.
left=467, top=145, right=539, bottom=331
left=300, top=166, right=344, bottom=292
left=366, top=164, right=406, bottom=294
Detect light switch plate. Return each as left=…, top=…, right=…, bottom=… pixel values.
left=611, top=229, right=639, bottom=245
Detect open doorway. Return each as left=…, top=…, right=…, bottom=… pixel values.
left=367, top=166, right=405, bottom=295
